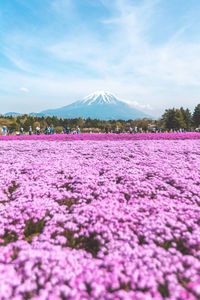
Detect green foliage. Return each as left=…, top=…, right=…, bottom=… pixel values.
left=158, top=282, right=169, bottom=298
left=33, top=121, right=40, bottom=129
left=193, top=104, right=200, bottom=127
left=58, top=229, right=102, bottom=258
left=56, top=197, right=79, bottom=210
left=0, top=230, right=18, bottom=246
left=162, top=108, right=191, bottom=130
left=77, top=117, right=85, bottom=127
left=24, top=219, right=46, bottom=242
left=54, top=126, right=64, bottom=133
left=23, top=118, right=33, bottom=131
left=180, top=107, right=192, bottom=129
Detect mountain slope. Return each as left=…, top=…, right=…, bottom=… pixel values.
left=41, top=91, right=152, bottom=120
left=4, top=112, right=22, bottom=117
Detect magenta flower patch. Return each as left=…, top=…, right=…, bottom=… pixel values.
left=0, top=138, right=200, bottom=299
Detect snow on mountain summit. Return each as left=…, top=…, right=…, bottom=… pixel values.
left=80, top=91, right=118, bottom=105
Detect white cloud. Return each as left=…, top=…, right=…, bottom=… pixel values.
left=1, top=0, right=200, bottom=116
left=47, top=0, right=200, bottom=89
left=129, top=101, right=153, bottom=111
left=51, top=0, right=72, bottom=11
left=4, top=50, right=34, bottom=73
left=20, top=87, right=29, bottom=93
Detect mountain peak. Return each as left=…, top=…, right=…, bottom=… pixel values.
left=40, top=91, right=152, bottom=120
left=80, top=91, right=118, bottom=105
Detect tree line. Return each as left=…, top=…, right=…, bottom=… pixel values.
left=0, top=104, right=200, bottom=133
left=161, top=104, right=200, bottom=130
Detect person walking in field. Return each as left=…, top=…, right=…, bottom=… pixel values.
left=50, top=126, right=54, bottom=134
left=3, top=126, right=7, bottom=136
left=134, top=126, right=138, bottom=134
left=36, top=126, right=40, bottom=135
left=77, top=127, right=81, bottom=134
left=29, top=126, right=32, bottom=135
left=20, top=127, right=24, bottom=135
left=66, top=125, right=70, bottom=134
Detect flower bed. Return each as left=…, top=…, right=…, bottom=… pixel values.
left=0, top=139, right=200, bottom=299
left=0, top=132, right=200, bottom=141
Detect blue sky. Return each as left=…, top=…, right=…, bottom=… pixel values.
left=1, top=0, right=200, bottom=117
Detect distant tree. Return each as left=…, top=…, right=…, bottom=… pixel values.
left=54, top=126, right=64, bottom=133
left=23, top=118, right=33, bottom=131
left=45, top=116, right=52, bottom=126
left=137, top=118, right=152, bottom=131
left=193, top=104, right=200, bottom=127
left=115, top=121, right=121, bottom=128
left=180, top=107, right=192, bottom=130
left=16, top=115, right=21, bottom=125
left=52, top=116, right=59, bottom=126
left=162, top=109, right=186, bottom=130
left=156, top=119, right=165, bottom=130
left=77, top=117, right=85, bottom=128
left=0, top=118, right=18, bottom=131
left=162, top=109, right=175, bottom=129
left=8, top=121, right=18, bottom=131
left=33, top=121, right=40, bottom=130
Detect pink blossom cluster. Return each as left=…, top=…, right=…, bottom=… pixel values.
left=0, top=139, right=200, bottom=299
left=0, top=132, right=200, bottom=141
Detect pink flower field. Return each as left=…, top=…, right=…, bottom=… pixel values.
left=0, top=136, right=200, bottom=299
left=0, top=132, right=200, bottom=141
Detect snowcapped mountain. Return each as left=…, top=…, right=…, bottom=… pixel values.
left=80, top=91, right=118, bottom=105
left=40, top=91, right=152, bottom=120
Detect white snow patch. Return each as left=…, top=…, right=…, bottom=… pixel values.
left=80, top=91, right=119, bottom=105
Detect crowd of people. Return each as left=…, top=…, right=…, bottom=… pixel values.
left=1, top=124, right=194, bottom=136
left=1, top=125, right=81, bottom=136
